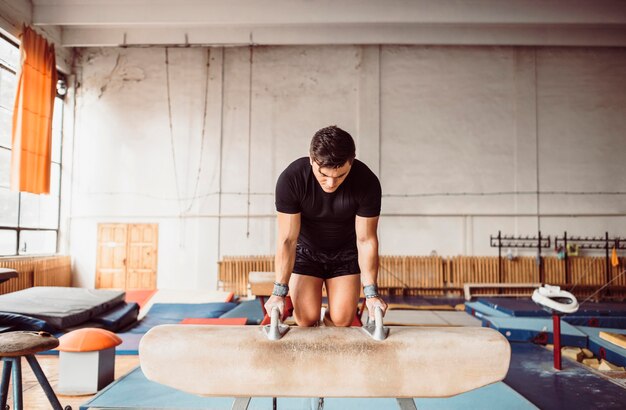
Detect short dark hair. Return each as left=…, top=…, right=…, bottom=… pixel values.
left=309, top=125, right=356, bottom=168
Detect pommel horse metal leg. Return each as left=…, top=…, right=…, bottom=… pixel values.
left=231, top=397, right=416, bottom=410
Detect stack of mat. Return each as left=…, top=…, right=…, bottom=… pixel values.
left=0, top=287, right=139, bottom=333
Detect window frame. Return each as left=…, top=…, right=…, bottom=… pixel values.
left=0, top=31, right=65, bottom=257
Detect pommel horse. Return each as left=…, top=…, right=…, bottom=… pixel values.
left=139, top=305, right=510, bottom=409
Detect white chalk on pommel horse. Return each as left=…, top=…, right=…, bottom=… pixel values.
left=139, top=307, right=510, bottom=410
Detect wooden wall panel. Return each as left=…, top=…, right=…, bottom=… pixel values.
left=0, top=256, right=71, bottom=294
left=218, top=255, right=626, bottom=298
left=33, top=256, right=71, bottom=287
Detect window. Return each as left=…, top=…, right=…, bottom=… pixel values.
left=0, top=33, right=64, bottom=256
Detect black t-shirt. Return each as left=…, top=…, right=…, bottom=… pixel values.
left=275, top=157, right=382, bottom=252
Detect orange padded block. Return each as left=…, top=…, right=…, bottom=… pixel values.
left=58, top=328, right=122, bottom=352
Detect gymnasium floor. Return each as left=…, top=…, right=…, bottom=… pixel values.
left=4, top=292, right=626, bottom=409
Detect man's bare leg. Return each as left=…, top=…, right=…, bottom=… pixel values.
left=325, top=274, right=360, bottom=327
left=289, top=273, right=323, bottom=327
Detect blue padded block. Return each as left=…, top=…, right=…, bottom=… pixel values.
left=477, top=298, right=548, bottom=317
left=219, top=299, right=265, bottom=325
left=80, top=367, right=536, bottom=410
left=577, top=326, right=626, bottom=368
left=91, top=302, right=139, bottom=332
left=478, top=298, right=626, bottom=317
left=464, top=301, right=512, bottom=319
left=484, top=317, right=588, bottom=347
left=562, top=315, right=626, bottom=329
left=128, top=302, right=237, bottom=334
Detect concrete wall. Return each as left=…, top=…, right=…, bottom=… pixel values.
left=65, top=45, right=626, bottom=289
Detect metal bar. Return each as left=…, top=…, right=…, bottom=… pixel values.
left=0, top=358, right=12, bottom=410
left=231, top=397, right=251, bottom=410
left=397, top=398, right=418, bottom=410
left=605, top=232, right=611, bottom=298
left=497, top=231, right=502, bottom=285
left=25, top=355, right=63, bottom=410
left=11, top=357, right=22, bottom=410
left=553, top=315, right=562, bottom=371
left=538, top=231, right=543, bottom=283
left=564, top=231, right=569, bottom=285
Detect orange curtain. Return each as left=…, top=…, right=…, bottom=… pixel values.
left=10, top=26, right=57, bottom=194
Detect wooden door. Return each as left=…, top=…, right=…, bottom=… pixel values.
left=96, top=223, right=158, bottom=290
left=96, top=224, right=128, bottom=289
left=126, top=224, right=158, bottom=290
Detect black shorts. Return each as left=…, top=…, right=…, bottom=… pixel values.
left=293, top=242, right=360, bottom=279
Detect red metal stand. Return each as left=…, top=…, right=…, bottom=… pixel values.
left=553, top=314, right=562, bottom=370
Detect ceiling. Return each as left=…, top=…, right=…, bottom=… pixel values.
left=27, top=0, right=626, bottom=48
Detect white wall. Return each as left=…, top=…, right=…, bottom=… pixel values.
left=65, top=45, right=626, bottom=289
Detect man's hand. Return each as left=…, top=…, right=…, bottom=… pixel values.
left=365, top=296, right=388, bottom=321
left=264, top=295, right=286, bottom=318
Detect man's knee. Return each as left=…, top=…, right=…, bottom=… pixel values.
left=294, top=310, right=319, bottom=327
left=329, top=312, right=354, bottom=327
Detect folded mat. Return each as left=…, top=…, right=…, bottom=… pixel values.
left=219, top=299, right=265, bottom=325
left=92, top=302, right=140, bottom=332
left=0, top=287, right=125, bottom=329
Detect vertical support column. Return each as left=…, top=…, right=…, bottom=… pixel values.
left=513, top=49, right=539, bottom=231
left=553, top=314, right=562, bottom=370
left=356, top=46, right=381, bottom=176
left=202, top=47, right=225, bottom=291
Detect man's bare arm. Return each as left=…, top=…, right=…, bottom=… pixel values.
left=356, top=215, right=379, bottom=286
left=275, top=212, right=301, bottom=284
left=265, top=212, right=300, bottom=315
left=355, top=215, right=387, bottom=317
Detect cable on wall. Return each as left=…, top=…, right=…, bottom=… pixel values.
left=183, top=48, right=211, bottom=214
left=246, top=45, right=254, bottom=238
left=164, top=47, right=184, bottom=217
left=534, top=48, right=541, bottom=234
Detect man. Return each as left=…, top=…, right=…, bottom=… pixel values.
left=265, top=125, right=387, bottom=326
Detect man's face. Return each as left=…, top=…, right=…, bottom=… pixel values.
left=310, top=157, right=352, bottom=193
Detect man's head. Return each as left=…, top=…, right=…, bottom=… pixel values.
left=309, top=126, right=356, bottom=193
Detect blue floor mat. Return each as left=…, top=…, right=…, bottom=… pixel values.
left=39, top=303, right=238, bottom=356
left=128, top=302, right=237, bottom=334
left=81, top=366, right=535, bottom=410
left=219, top=299, right=265, bottom=325
left=504, top=343, right=626, bottom=409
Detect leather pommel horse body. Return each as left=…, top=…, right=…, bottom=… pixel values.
left=139, top=325, right=510, bottom=401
